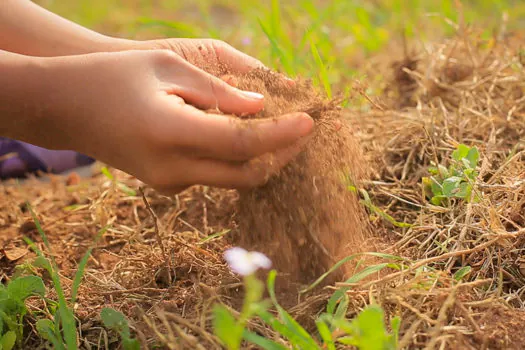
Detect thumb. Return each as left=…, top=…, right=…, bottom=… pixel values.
left=166, top=58, right=265, bottom=116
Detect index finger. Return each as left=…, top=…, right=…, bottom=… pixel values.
left=171, top=103, right=314, bottom=161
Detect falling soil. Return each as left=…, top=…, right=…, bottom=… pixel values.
left=230, top=69, right=372, bottom=288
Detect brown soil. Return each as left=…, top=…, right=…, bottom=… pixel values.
left=232, top=69, right=372, bottom=288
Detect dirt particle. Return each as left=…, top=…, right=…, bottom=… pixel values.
left=231, top=69, right=372, bottom=288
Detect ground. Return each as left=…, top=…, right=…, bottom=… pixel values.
left=2, top=1, right=525, bottom=349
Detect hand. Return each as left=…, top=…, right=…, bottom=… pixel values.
left=24, top=50, right=313, bottom=194
left=116, top=38, right=292, bottom=83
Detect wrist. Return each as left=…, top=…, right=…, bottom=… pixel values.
left=0, top=53, right=45, bottom=141
left=0, top=52, right=74, bottom=150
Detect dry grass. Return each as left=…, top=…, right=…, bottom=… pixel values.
left=1, top=27, right=525, bottom=349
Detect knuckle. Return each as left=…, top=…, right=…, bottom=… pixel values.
left=230, top=126, right=255, bottom=160
left=210, top=39, right=228, bottom=55
left=143, top=166, right=183, bottom=190
left=152, top=48, right=179, bottom=63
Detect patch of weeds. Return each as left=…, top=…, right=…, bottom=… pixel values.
left=422, top=144, right=480, bottom=206
left=345, top=175, right=412, bottom=228
left=100, top=308, right=140, bottom=350
left=0, top=276, right=46, bottom=349
left=213, top=249, right=402, bottom=350
left=23, top=204, right=107, bottom=350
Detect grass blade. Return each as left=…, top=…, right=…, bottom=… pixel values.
left=243, top=330, right=288, bottom=350
left=258, top=18, right=295, bottom=76
left=71, top=226, right=109, bottom=304
left=310, top=40, right=332, bottom=99
left=301, top=252, right=404, bottom=294
left=266, top=271, right=320, bottom=348
left=327, top=263, right=395, bottom=315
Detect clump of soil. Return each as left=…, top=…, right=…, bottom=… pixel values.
left=233, top=69, right=372, bottom=288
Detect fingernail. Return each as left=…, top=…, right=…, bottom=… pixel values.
left=242, top=91, right=264, bottom=100
left=293, top=113, right=314, bottom=136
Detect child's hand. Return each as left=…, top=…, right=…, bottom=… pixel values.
left=115, top=38, right=293, bottom=82
left=24, top=50, right=313, bottom=194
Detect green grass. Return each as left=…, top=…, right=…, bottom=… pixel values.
left=37, top=0, right=525, bottom=96
left=213, top=265, right=402, bottom=350
left=18, top=1, right=525, bottom=348
left=17, top=206, right=125, bottom=349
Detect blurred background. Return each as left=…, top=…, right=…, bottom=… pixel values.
left=34, top=0, right=525, bottom=96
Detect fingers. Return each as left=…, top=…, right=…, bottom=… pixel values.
left=209, top=40, right=267, bottom=74
left=161, top=56, right=265, bottom=115
left=160, top=100, right=314, bottom=161
left=158, top=136, right=310, bottom=194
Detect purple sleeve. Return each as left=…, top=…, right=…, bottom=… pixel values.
left=0, top=137, right=95, bottom=179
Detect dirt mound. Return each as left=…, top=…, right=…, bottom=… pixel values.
left=232, top=70, right=372, bottom=287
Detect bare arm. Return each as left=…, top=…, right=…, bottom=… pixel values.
left=0, top=0, right=129, bottom=56
left=0, top=49, right=312, bottom=193
left=0, top=50, right=43, bottom=139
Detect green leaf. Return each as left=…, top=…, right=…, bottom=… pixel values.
left=453, top=266, right=472, bottom=281
left=243, top=330, right=288, bottom=350
left=334, top=294, right=350, bottom=321
left=390, top=316, right=401, bottom=346
left=310, top=40, right=332, bottom=99
left=316, top=319, right=336, bottom=350
left=7, top=276, right=45, bottom=301
left=430, top=195, right=446, bottom=206
left=337, top=335, right=358, bottom=346
left=430, top=177, right=443, bottom=197
left=1, top=331, right=16, bottom=350
left=359, top=190, right=413, bottom=228
left=212, top=304, right=243, bottom=350
left=36, top=319, right=55, bottom=341
left=438, top=164, right=449, bottom=178
left=452, top=144, right=470, bottom=162
left=122, top=338, right=141, bottom=350
left=257, top=18, right=295, bottom=76
left=327, top=263, right=391, bottom=314
left=117, top=183, right=137, bottom=196
left=27, top=205, right=52, bottom=251
left=466, top=147, right=480, bottom=168
left=455, top=182, right=471, bottom=199
left=25, top=210, right=77, bottom=350
left=442, top=176, right=462, bottom=197
left=101, top=308, right=131, bottom=339
left=302, top=252, right=403, bottom=294
left=267, top=271, right=319, bottom=348
left=36, top=319, right=65, bottom=350
left=349, top=305, right=389, bottom=350
left=32, top=256, right=52, bottom=272
left=71, top=226, right=108, bottom=304
left=199, top=229, right=231, bottom=244
left=100, top=167, right=114, bottom=181
left=256, top=309, right=319, bottom=349
left=58, top=305, right=76, bottom=350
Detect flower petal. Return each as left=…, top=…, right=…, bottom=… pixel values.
left=250, top=252, right=272, bottom=269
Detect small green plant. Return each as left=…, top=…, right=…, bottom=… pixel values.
left=422, top=144, right=480, bottom=206
left=23, top=204, right=107, bottom=350
left=345, top=175, right=412, bottom=228
left=100, top=166, right=137, bottom=196
left=0, top=276, right=46, bottom=349
left=213, top=248, right=401, bottom=350
left=100, top=308, right=140, bottom=350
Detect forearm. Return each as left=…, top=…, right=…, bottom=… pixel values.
left=0, top=0, right=132, bottom=56
left=0, top=50, right=49, bottom=143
